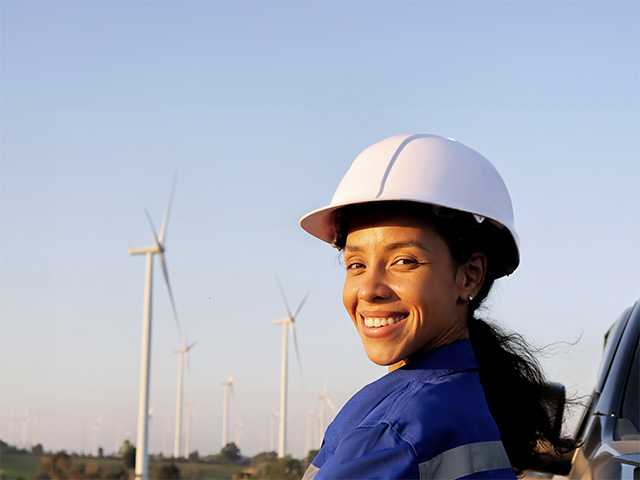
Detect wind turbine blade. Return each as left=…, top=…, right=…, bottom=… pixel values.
left=187, top=341, right=197, bottom=351
left=144, top=209, right=162, bottom=247
left=291, top=323, right=303, bottom=376
left=159, top=252, right=182, bottom=337
left=276, top=277, right=293, bottom=319
left=159, top=174, right=177, bottom=245
left=293, top=292, right=310, bottom=320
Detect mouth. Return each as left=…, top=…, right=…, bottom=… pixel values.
left=359, top=311, right=409, bottom=338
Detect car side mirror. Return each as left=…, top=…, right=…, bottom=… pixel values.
left=545, top=382, right=566, bottom=438
left=525, top=382, right=574, bottom=476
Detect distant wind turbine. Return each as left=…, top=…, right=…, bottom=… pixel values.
left=129, top=179, right=182, bottom=480
left=174, top=337, right=196, bottom=458
left=184, top=401, right=193, bottom=458
left=92, top=417, right=102, bottom=456
left=318, top=384, right=336, bottom=436
left=221, top=375, right=234, bottom=447
left=273, top=279, right=309, bottom=458
left=304, top=411, right=318, bottom=455
left=234, top=418, right=244, bottom=447
left=269, top=411, right=278, bottom=452
left=15, top=409, right=30, bottom=449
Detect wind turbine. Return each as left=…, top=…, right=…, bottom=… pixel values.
left=129, top=181, right=182, bottom=480
left=273, top=279, right=309, bottom=458
left=147, top=408, right=154, bottom=453
left=163, top=419, right=172, bottom=456
left=318, top=384, right=336, bottom=436
left=21, top=409, right=30, bottom=449
left=269, top=411, right=278, bottom=452
left=304, top=411, right=318, bottom=455
left=234, top=418, right=244, bottom=447
left=92, top=417, right=102, bottom=456
left=184, top=401, right=193, bottom=458
left=221, top=375, right=234, bottom=447
left=174, top=337, right=196, bottom=458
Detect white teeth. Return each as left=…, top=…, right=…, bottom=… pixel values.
left=363, top=316, right=406, bottom=328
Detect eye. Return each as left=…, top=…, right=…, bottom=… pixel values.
left=391, top=257, right=425, bottom=270
left=346, top=262, right=365, bottom=270
left=393, top=257, right=418, bottom=266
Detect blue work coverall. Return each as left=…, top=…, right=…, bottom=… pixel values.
left=302, top=339, right=516, bottom=479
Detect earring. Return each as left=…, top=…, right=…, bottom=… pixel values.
left=468, top=295, right=474, bottom=302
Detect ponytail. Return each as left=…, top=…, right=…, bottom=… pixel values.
left=467, top=312, right=577, bottom=474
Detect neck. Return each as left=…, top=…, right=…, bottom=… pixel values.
left=387, top=322, right=469, bottom=372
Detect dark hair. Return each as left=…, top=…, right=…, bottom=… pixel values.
left=334, top=201, right=577, bottom=475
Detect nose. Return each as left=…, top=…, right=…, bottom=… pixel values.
left=357, top=266, right=395, bottom=303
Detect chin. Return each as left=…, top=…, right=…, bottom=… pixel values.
left=364, top=345, right=404, bottom=367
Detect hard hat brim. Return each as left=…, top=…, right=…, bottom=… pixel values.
left=299, top=198, right=520, bottom=279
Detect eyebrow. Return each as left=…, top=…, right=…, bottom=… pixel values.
left=344, top=240, right=430, bottom=253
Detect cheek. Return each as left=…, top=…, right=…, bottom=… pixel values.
left=422, top=277, right=458, bottom=319
left=342, top=279, right=357, bottom=318
left=405, top=273, right=450, bottom=315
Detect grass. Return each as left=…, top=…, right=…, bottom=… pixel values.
left=0, top=453, right=246, bottom=480
left=0, top=452, right=39, bottom=479
left=170, top=461, right=245, bottom=479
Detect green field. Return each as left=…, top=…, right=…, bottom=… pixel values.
left=0, top=453, right=245, bottom=480
left=0, top=453, right=40, bottom=479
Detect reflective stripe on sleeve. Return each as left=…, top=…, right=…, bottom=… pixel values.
left=301, top=463, right=319, bottom=480
left=418, top=440, right=511, bottom=479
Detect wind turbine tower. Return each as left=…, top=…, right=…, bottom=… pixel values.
left=129, top=182, right=182, bottom=480
left=185, top=402, right=193, bottom=458
left=174, top=337, right=196, bottom=458
left=273, top=280, right=309, bottom=458
left=234, top=418, right=244, bottom=447
left=221, top=375, right=234, bottom=447
left=269, top=411, right=278, bottom=452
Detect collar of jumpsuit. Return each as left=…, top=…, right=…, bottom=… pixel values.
left=302, top=339, right=516, bottom=480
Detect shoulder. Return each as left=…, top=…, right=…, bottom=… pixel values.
left=388, top=370, right=503, bottom=456
left=317, top=370, right=514, bottom=478
left=389, top=371, right=513, bottom=478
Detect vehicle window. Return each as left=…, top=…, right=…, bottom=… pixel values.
left=596, top=307, right=632, bottom=393
left=573, top=394, right=595, bottom=442
left=621, top=340, right=640, bottom=432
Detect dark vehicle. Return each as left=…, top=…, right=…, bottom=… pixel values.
left=567, top=300, right=640, bottom=479
left=529, top=300, right=640, bottom=479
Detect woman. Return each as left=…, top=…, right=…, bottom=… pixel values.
left=298, top=134, right=572, bottom=479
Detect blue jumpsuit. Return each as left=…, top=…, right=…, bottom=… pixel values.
left=302, top=339, right=516, bottom=479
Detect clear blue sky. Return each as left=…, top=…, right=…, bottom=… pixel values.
left=2, top=1, right=639, bottom=458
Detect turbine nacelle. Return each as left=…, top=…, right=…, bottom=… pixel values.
left=128, top=245, right=162, bottom=256
left=175, top=338, right=197, bottom=354
left=272, top=317, right=293, bottom=325
left=221, top=375, right=235, bottom=390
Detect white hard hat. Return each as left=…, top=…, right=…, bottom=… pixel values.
left=299, top=133, right=520, bottom=278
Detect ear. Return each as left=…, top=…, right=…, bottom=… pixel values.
left=455, top=252, right=487, bottom=302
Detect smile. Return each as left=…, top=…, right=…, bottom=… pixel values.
left=359, top=312, right=409, bottom=335
left=363, top=315, right=406, bottom=328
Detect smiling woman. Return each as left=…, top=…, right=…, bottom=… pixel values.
left=298, top=134, right=575, bottom=479
left=339, top=204, right=483, bottom=370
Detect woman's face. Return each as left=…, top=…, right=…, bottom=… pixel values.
left=342, top=212, right=470, bottom=367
